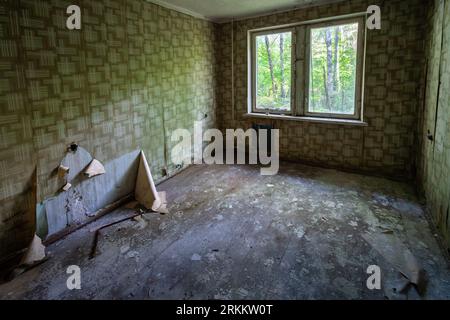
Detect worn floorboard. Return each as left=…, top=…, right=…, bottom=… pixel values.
left=0, top=163, right=449, bottom=300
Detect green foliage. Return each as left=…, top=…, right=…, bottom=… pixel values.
left=255, top=23, right=358, bottom=115
left=255, top=32, right=292, bottom=111
left=309, top=23, right=358, bottom=114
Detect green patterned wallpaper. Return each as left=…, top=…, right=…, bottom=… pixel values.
left=1, top=0, right=447, bottom=265
left=418, top=0, right=450, bottom=250
left=0, top=0, right=216, bottom=264
left=215, top=0, right=426, bottom=179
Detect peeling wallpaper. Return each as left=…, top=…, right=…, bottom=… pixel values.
left=0, top=0, right=216, bottom=263
left=215, top=0, right=427, bottom=178
left=1, top=0, right=447, bottom=265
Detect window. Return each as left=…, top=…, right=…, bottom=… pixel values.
left=253, top=30, right=293, bottom=113
left=250, top=16, right=365, bottom=121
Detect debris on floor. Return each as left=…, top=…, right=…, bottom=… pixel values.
left=2, top=163, right=449, bottom=300
left=120, top=245, right=130, bottom=254
left=21, top=235, right=46, bottom=265
left=6, top=235, right=49, bottom=282
left=133, top=216, right=148, bottom=230
left=191, top=254, right=202, bottom=261
left=135, top=151, right=169, bottom=214
left=362, top=232, right=427, bottom=295
left=89, top=210, right=150, bottom=259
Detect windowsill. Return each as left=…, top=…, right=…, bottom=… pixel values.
left=243, top=113, right=368, bottom=127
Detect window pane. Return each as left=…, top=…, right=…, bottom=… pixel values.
left=255, top=31, right=292, bottom=112
left=308, top=23, right=359, bottom=115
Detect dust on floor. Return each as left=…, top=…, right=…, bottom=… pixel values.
left=0, top=163, right=449, bottom=300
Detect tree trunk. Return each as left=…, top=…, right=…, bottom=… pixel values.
left=323, top=65, right=330, bottom=110
left=280, top=34, right=286, bottom=99
left=333, top=27, right=340, bottom=92
left=325, top=29, right=333, bottom=111
left=265, top=35, right=276, bottom=96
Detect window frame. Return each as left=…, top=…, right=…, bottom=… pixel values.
left=250, top=27, right=296, bottom=115
left=248, top=14, right=367, bottom=121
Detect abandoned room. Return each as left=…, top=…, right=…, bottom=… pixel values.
left=0, top=0, right=449, bottom=302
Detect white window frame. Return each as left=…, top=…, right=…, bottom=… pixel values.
left=250, top=28, right=296, bottom=115
left=248, top=14, right=367, bottom=122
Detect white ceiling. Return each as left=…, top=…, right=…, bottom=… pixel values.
left=148, top=0, right=347, bottom=23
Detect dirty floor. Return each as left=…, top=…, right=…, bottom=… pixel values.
left=0, top=163, right=449, bottom=300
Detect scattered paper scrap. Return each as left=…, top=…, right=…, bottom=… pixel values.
left=21, top=234, right=46, bottom=265
left=362, top=232, right=426, bottom=295
left=133, top=215, right=148, bottom=230
left=135, top=151, right=168, bottom=214
left=191, top=253, right=202, bottom=261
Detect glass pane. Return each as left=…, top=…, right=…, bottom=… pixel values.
left=255, top=31, right=292, bottom=112
left=308, top=23, right=359, bottom=115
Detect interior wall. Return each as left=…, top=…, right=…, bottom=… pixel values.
left=215, top=0, right=427, bottom=179
left=418, top=0, right=450, bottom=250
left=2, top=0, right=445, bottom=267
left=0, top=0, right=216, bottom=264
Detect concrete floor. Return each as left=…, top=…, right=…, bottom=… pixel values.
left=0, top=163, right=449, bottom=300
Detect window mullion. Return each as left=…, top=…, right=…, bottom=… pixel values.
left=295, top=26, right=307, bottom=116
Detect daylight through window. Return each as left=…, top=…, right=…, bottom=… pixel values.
left=250, top=16, right=365, bottom=120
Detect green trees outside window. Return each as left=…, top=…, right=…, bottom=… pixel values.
left=255, top=31, right=292, bottom=111
left=252, top=18, right=363, bottom=119
left=309, top=23, right=358, bottom=115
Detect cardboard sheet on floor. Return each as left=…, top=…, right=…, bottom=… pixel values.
left=21, top=234, right=46, bottom=265
left=135, top=151, right=168, bottom=214
left=362, top=232, right=426, bottom=293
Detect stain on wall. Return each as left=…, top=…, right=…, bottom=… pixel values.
left=0, top=0, right=216, bottom=264
left=215, top=0, right=426, bottom=179
left=418, top=0, right=450, bottom=250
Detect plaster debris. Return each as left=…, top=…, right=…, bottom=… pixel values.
left=84, top=159, right=106, bottom=178
left=349, top=221, right=358, bottom=227
left=191, top=253, right=202, bottom=261
left=133, top=216, right=148, bottom=230
left=206, top=252, right=218, bottom=262
left=324, top=201, right=336, bottom=208
left=120, top=245, right=130, bottom=254
left=174, top=211, right=184, bottom=218
left=237, top=288, right=249, bottom=297
left=264, top=258, right=274, bottom=267
left=127, top=251, right=139, bottom=259
left=294, top=226, right=305, bottom=239
left=372, top=193, right=390, bottom=206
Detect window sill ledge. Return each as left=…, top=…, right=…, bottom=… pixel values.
left=243, top=113, right=368, bottom=127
